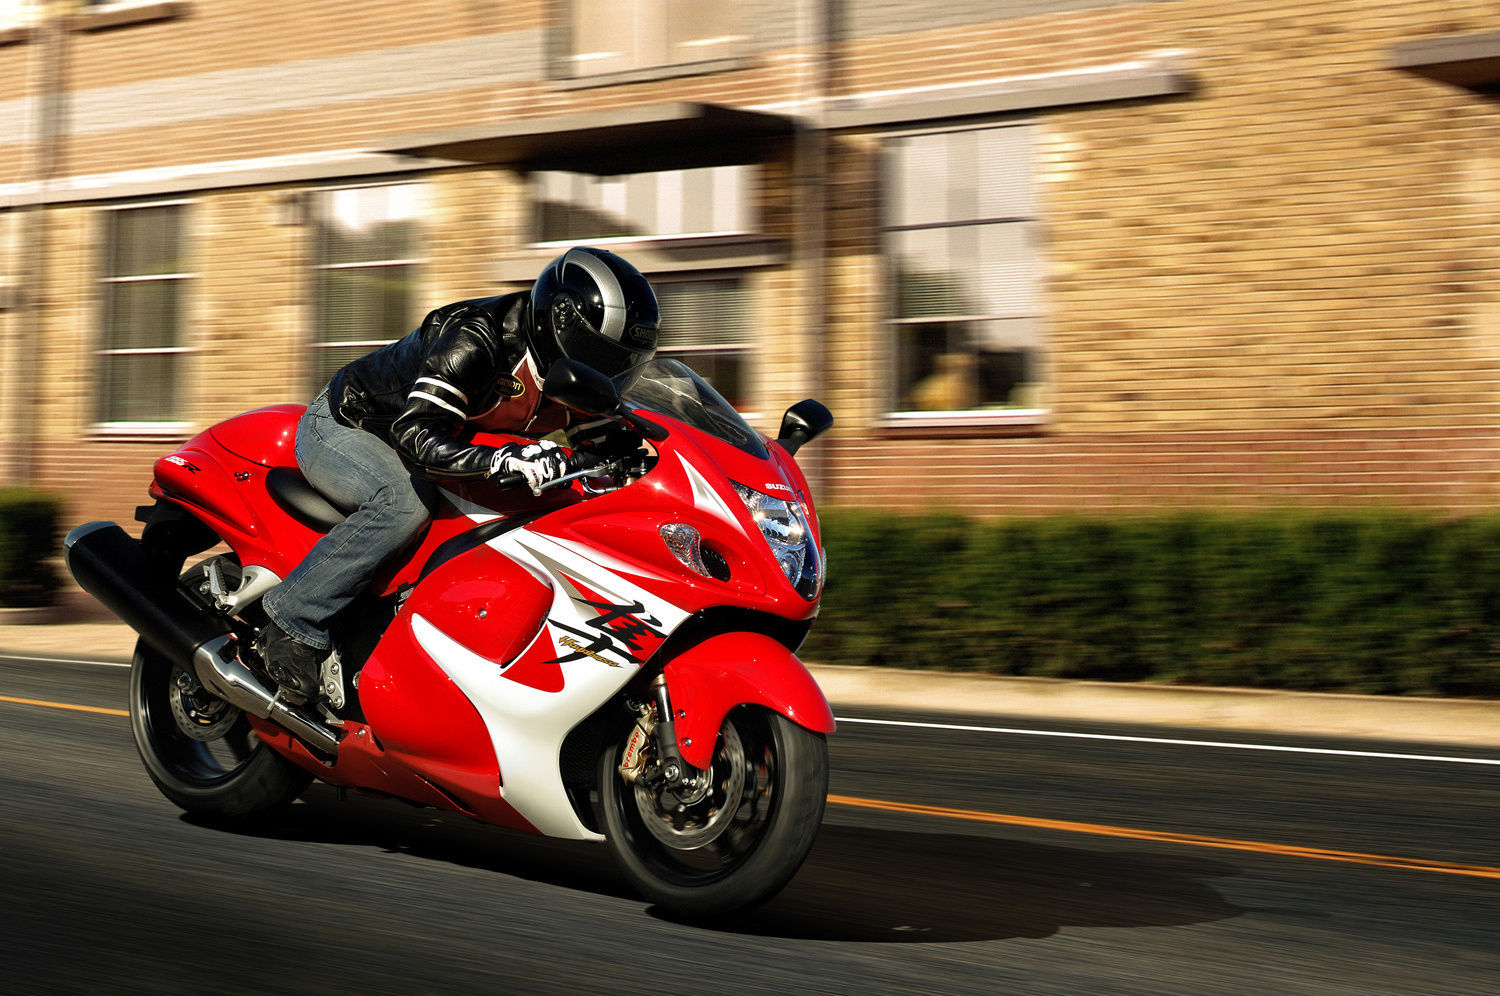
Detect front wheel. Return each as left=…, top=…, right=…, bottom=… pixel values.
left=598, top=705, right=828, bottom=918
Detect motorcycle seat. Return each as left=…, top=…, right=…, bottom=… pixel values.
left=266, top=467, right=349, bottom=531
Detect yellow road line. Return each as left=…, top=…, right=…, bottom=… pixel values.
left=7, top=692, right=1495, bottom=881
left=827, top=794, right=1500, bottom=881
left=0, top=694, right=128, bottom=717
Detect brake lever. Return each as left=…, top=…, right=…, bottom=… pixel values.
left=531, top=464, right=607, bottom=495
left=492, top=456, right=624, bottom=496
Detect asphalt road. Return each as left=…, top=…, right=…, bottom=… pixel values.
left=1, top=653, right=1497, bottom=995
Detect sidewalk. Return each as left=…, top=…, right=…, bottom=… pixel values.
left=5, top=605, right=1497, bottom=749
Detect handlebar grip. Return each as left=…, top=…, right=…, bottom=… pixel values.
left=491, top=450, right=604, bottom=492
left=566, top=450, right=604, bottom=474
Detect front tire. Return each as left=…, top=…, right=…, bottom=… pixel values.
left=599, top=705, right=828, bottom=918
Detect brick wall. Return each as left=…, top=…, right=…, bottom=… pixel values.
left=826, top=428, right=1500, bottom=518
left=4, top=0, right=1500, bottom=529
left=1045, top=0, right=1500, bottom=433
left=825, top=0, right=1500, bottom=512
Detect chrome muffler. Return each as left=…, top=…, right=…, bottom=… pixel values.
left=190, top=634, right=340, bottom=755
left=64, top=521, right=339, bottom=756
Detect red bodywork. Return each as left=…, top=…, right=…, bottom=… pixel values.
left=150, top=401, right=832, bottom=834
left=665, top=632, right=836, bottom=769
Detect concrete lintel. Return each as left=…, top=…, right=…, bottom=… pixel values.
left=824, top=57, right=1195, bottom=130
left=1390, top=30, right=1500, bottom=91
left=490, top=234, right=788, bottom=284
left=379, top=102, right=796, bottom=175
left=0, top=151, right=464, bottom=208
left=76, top=1, right=192, bottom=33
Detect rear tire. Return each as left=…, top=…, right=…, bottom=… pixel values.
left=128, top=557, right=310, bottom=818
left=598, top=706, right=828, bottom=918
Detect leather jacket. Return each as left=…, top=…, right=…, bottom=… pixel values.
left=327, top=293, right=569, bottom=480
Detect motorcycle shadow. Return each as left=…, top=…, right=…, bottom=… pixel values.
left=181, top=784, right=636, bottom=902
left=691, top=821, right=1246, bottom=943
left=186, top=788, right=1244, bottom=943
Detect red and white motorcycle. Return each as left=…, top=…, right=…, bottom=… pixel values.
left=66, top=358, right=835, bottom=917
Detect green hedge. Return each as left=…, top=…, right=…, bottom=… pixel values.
left=804, top=509, right=1500, bottom=698
left=0, top=489, right=63, bottom=608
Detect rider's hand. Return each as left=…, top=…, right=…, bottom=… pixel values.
left=490, top=440, right=569, bottom=492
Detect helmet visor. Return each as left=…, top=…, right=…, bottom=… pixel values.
left=557, top=317, right=659, bottom=378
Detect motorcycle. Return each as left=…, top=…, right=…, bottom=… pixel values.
left=65, top=357, right=835, bottom=917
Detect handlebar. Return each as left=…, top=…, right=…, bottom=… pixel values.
left=566, top=449, right=606, bottom=475
left=490, top=449, right=612, bottom=495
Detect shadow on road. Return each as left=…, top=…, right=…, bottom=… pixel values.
left=188, top=788, right=1243, bottom=944
left=695, top=822, right=1246, bottom=943
left=183, top=784, right=635, bottom=901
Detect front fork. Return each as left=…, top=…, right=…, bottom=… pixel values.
left=618, top=674, right=700, bottom=791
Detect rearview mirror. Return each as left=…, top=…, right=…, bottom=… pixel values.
left=543, top=358, right=670, bottom=442
left=777, top=399, right=833, bottom=456
left=543, top=359, right=621, bottom=415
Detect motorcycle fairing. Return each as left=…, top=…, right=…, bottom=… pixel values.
left=349, top=413, right=825, bottom=837
left=153, top=448, right=262, bottom=541
left=147, top=372, right=830, bottom=841
left=247, top=714, right=538, bottom=832
left=207, top=404, right=303, bottom=466
left=149, top=408, right=576, bottom=600
left=535, top=434, right=821, bottom=620
left=397, top=523, right=692, bottom=840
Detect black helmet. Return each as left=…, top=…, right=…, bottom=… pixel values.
left=528, top=247, right=659, bottom=378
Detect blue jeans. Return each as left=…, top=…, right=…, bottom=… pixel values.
left=261, top=391, right=437, bottom=650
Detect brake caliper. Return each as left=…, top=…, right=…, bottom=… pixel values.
left=618, top=705, right=656, bottom=784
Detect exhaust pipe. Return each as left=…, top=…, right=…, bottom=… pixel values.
left=190, top=635, right=340, bottom=756
left=65, top=521, right=340, bottom=756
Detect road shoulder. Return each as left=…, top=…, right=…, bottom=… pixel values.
left=3, top=616, right=1495, bottom=748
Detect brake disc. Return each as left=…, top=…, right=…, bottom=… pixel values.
left=168, top=663, right=240, bottom=741
left=634, top=720, right=746, bottom=850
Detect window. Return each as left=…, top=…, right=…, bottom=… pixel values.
left=534, top=165, right=752, bottom=244
left=79, top=1, right=190, bottom=27
left=309, top=184, right=424, bottom=392
left=886, top=124, right=1045, bottom=417
left=97, top=203, right=191, bottom=425
left=0, top=211, right=15, bottom=300
left=654, top=279, right=750, bottom=410
left=565, top=0, right=742, bottom=78
left=3, top=1, right=183, bottom=35
left=532, top=166, right=755, bottom=408
left=0, top=210, right=21, bottom=314
left=0, top=0, right=39, bottom=28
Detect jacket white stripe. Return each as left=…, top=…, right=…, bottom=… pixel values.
left=414, top=376, right=469, bottom=404
left=408, top=391, right=467, bottom=419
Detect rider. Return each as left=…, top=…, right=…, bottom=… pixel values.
left=258, top=246, right=661, bottom=697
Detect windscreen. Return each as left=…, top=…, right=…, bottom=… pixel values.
left=615, top=358, right=768, bottom=458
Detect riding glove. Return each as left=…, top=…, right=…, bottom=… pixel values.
left=490, top=440, right=569, bottom=492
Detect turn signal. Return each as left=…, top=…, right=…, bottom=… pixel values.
left=661, top=523, right=711, bottom=577
left=660, top=522, right=730, bottom=581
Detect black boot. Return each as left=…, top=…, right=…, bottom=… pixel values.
left=259, top=620, right=324, bottom=698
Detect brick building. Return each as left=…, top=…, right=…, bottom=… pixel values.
left=2, top=0, right=1499, bottom=527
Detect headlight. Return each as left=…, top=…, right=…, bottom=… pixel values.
left=733, top=483, right=823, bottom=599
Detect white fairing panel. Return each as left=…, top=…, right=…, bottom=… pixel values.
left=410, top=524, right=690, bottom=840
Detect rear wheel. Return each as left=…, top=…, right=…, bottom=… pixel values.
left=128, top=557, right=310, bottom=818
left=598, top=705, right=828, bottom=918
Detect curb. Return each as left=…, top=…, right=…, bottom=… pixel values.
left=2, top=619, right=1494, bottom=750
left=808, top=664, right=1499, bottom=749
